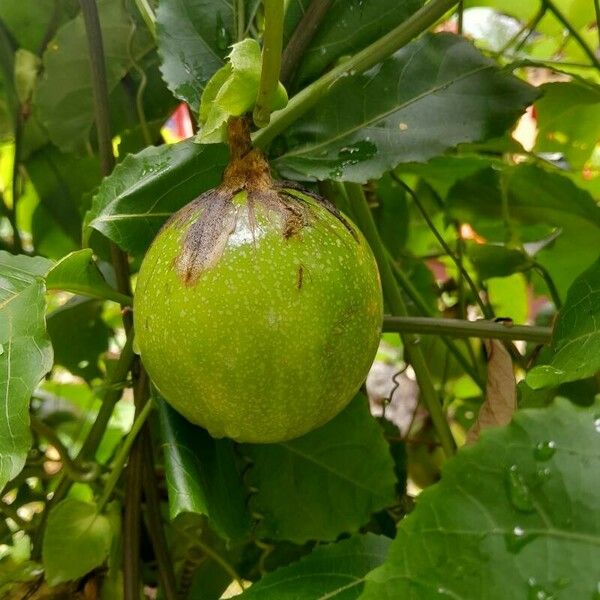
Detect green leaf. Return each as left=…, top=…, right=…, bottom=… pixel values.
left=157, top=396, right=251, bottom=542
left=244, top=394, right=396, bottom=544
left=241, top=534, right=391, bottom=599
left=25, top=145, right=102, bottom=246
left=534, top=81, right=600, bottom=170
left=527, top=257, right=600, bottom=389
left=447, top=163, right=600, bottom=295
left=283, top=0, right=423, bottom=88
left=361, top=399, right=600, bottom=600
left=156, top=0, right=234, bottom=111
left=14, top=49, right=41, bottom=104
left=272, top=33, right=537, bottom=183
left=396, top=154, right=501, bottom=198
left=0, top=0, right=77, bottom=54
left=84, top=140, right=229, bottom=255
left=198, top=39, right=287, bottom=143
left=46, top=249, right=131, bottom=305
left=0, top=252, right=53, bottom=492
left=42, top=498, right=112, bottom=585
left=466, top=243, right=530, bottom=280
left=47, top=298, right=111, bottom=381
left=34, top=0, right=153, bottom=152
left=375, top=174, right=409, bottom=260
left=487, top=273, right=529, bottom=323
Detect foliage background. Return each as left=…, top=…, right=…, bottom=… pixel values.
left=0, top=0, right=598, bottom=598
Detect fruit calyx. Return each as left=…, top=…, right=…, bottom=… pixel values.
left=171, top=117, right=354, bottom=286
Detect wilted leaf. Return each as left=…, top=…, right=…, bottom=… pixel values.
left=527, top=257, right=600, bottom=389
left=42, top=498, right=112, bottom=585
left=272, top=33, right=537, bottom=183
left=244, top=394, right=396, bottom=543
left=361, top=399, right=600, bottom=600
left=241, top=534, right=391, bottom=599
left=0, top=252, right=53, bottom=492
left=467, top=339, right=516, bottom=443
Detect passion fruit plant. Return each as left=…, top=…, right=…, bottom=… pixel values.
left=0, top=0, right=598, bottom=598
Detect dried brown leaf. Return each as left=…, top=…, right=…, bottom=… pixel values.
left=467, top=339, right=516, bottom=443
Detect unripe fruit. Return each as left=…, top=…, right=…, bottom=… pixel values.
left=134, top=124, right=382, bottom=443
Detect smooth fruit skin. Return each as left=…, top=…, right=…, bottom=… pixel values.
left=134, top=189, right=383, bottom=443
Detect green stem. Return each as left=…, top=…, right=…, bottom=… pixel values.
left=235, top=0, right=246, bottom=42
left=280, top=0, right=333, bottom=85
left=495, top=4, right=546, bottom=56
left=345, top=183, right=456, bottom=458
left=318, top=180, right=355, bottom=219
left=253, top=0, right=285, bottom=127
left=532, top=262, right=562, bottom=310
left=97, top=398, right=153, bottom=513
left=127, top=21, right=152, bottom=147
left=123, top=432, right=144, bottom=600
left=9, top=110, right=23, bottom=254
left=123, top=366, right=150, bottom=600
left=254, top=0, right=459, bottom=146
left=31, top=333, right=135, bottom=558
left=453, top=224, right=482, bottom=377
left=595, top=0, right=600, bottom=51
left=79, top=0, right=134, bottom=331
left=513, top=5, right=546, bottom=53
left=394, top=175, right=492, bottom=319
left=195, top=539, right=245, bottom=590
left=30, top=417, right=99, bottom=482
left=82, top=335, right=136, bottom=459
left=1, top=501, right=33, bottom=530
left=141, top=434, right=178, bottom=600
left=383, top=316, right=552, bottom=343
left=133, top=0, right=156, bottom=39
left=456, top=0, right=463, bottom=34
left=544, top=0, right=600, bottom=70
left=387, top=252, right=484, bottom=389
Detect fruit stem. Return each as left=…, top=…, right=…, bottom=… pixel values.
left=227, top=116, right=254, bottom=160
left=96, top=395, right=154, bottom=513
left=253, top=0, right=285, bottom=127
left=345, top=183, right=456, bottom=458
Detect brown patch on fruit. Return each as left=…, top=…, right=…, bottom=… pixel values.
left=169, top=117, right=359, bottom=285
left=173, top=189, right=237, bottom=286
left=296, top=265, right=304, bottom=290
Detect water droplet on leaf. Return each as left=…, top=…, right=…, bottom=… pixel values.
left=527, top=578, right=556, bottom=600
left=505, top=525, right=537, bottom=552
left=506, top=464, right=535, bottom=512
left=215, top=13, right=230, bottom=51
left=534, top=440, right=556, bottom=461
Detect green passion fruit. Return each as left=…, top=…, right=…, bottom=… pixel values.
left=134, top=125, right=383, bottom=443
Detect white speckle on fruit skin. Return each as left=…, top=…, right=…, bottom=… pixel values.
left=134, top=189, right=383, bottom=443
